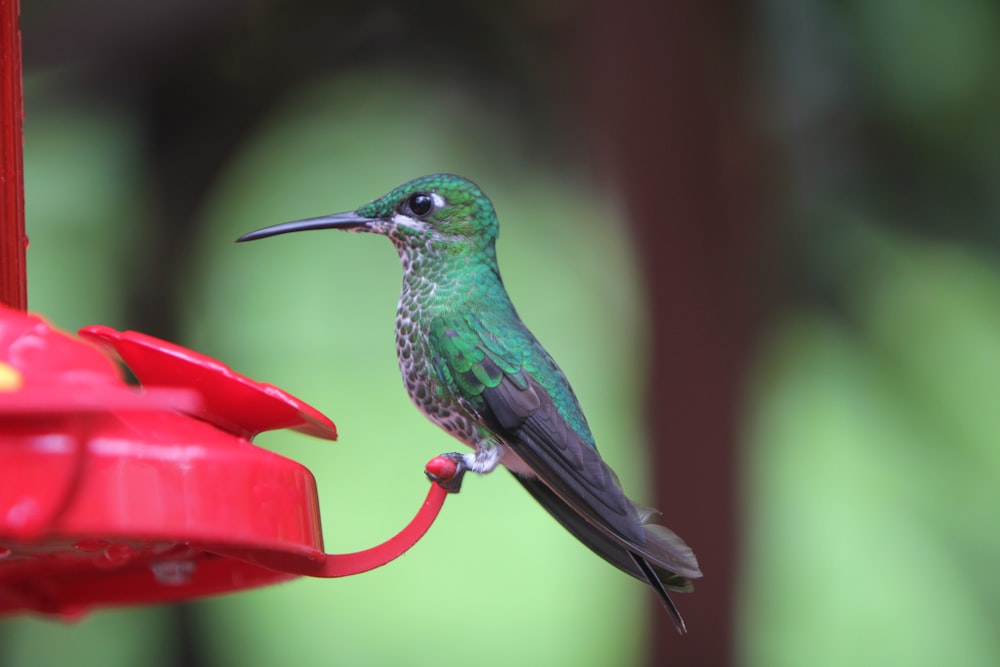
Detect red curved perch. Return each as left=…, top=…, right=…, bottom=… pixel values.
left=313, top=479, right=451, bottom=577
left=212, top=474, right=454, bottom=579
left=311, top=457, right=456, bottom=577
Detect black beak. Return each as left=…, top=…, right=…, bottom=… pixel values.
left=236, top=212, right=374, bottom=242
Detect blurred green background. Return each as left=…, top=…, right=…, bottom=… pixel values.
left=4, top=0, right=1000, bottom=666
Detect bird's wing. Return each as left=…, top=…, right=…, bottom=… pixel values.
left=428, top=312, right=702, bottom=584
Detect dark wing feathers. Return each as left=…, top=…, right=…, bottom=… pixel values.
left=429, top=312, right=701, bottom=627
left=477, top=355, right=540, bottom=429
left=482, top=376, right=645, bottom=544
left=490, top=374, right=701, bottom=582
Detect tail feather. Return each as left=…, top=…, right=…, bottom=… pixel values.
left=640, top=518, right=702, bottom=581
left=513, top=474, right=698, bottom=632
left=631, top=552, right=687, bottom=633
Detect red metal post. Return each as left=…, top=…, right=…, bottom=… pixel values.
left=0, top=0, right=27, bottom=311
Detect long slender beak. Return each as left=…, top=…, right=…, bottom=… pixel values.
left=236, top=211, right=374, bottom=242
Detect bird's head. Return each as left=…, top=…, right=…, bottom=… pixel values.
left=237, top=174, right=499, bottom=256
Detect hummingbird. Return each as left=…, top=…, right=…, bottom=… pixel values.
left=237, top=174, right=701, bottom=631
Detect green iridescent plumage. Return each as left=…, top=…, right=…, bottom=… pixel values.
left=237, top=173, right=702, bottom=632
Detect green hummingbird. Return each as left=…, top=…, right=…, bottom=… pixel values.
left=237, top=174, right=701, bottom=631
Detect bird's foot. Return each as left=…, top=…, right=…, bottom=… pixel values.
left=425, top=447, right=502, bottom=493
left=425, top=453, right=468, bottom=493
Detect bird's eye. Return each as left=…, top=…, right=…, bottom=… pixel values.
left=407, top=193, right=434, bottom=217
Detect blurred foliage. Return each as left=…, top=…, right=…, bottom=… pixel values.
left=742, top=225, right=1000, bottom=666
left=5, top=0, right=1000, bottom=666
left=22, top=95, right=147, bottom=331
left=741, top=0, right=1000, bottom=665
left=1, top=607, right=177, bottom=667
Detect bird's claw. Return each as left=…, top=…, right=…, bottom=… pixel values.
left=424, top=453, right=468, bottom=493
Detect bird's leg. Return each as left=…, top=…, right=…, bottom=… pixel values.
left=424, top=443, right=502, bottom=493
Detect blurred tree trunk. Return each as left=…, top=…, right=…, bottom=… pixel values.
left=575, top=2, right=765, bottom=664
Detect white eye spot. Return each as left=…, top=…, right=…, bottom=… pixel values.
left=430, top=193, right=446, bottom=209
left=391, top=213, right=422, bottom=230
left=392, top=213, right=419, bottom=229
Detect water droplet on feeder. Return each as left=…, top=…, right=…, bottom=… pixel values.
left=73, top=538, right=110, bottom=552
left=96, top=542, right=134, bottom=568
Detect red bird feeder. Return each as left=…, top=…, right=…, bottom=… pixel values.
left=0, top=307, right=455, bottom=616
left=0, top=0, right=454, bottom=617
